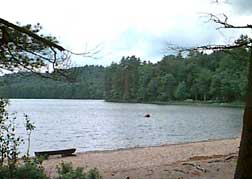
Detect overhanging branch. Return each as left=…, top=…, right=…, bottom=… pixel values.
left=0, top=18, right=65, bottom=51
left=207, top=13, right=252, bottom=29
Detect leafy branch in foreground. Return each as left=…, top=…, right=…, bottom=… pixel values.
left=24, top=114, right=35, bottom=158
left=0, top=99, right=39, bottom=178
left=0, top=18, right=66, bottom=73
left=0, top=18, right=101, bottom=82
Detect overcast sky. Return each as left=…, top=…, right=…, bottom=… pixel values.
left=1, top=0, right=252, bottom=66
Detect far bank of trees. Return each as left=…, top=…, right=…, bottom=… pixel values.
left=105, top=47, right=248, bottom=103
left=0, top=65, right=105, bottom=99
left=0, top=46, right=249, bottom=102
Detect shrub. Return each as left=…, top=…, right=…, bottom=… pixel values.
left=14, top=162, right=49, bottom=179
left=0, top=98, right=47, bottom=179
left=0, top=162, right=49, bottom=179
left=56, top=162, right=86, bottom=179
left=56, top=162, right=103, bottom=179
left=86, top=168, right=103, bottom=179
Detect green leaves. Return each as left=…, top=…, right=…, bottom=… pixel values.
left=0, top=18, right=65, bottom=74
left=0, top=65, right=105, bottom=99
left=175, top=81, right=189, bottom=100
left=56, top=162, right=103, bottom=179
left=104, top=39, right=249, bottom=103
left=0, top=98, right=36, bottom=170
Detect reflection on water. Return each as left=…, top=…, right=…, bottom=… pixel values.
left=7, top=99, right=243, bottom=155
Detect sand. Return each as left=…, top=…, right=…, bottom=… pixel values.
left=43, top=138, right=240, bottom=179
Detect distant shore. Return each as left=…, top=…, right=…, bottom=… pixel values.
left=43, top=138, right=240, bottom=179
left=9, top=98, right=245, bottom=108
left=105, top=99, right=244, bottom=108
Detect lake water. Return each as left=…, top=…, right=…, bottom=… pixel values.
left=7, top=99, right=243, bottom=155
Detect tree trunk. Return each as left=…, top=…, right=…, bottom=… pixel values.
left=234, top=47, right=252, bottom=178
left=123, top=70, right=129, bottom=100
left=204, top=93, right=207, bottom=102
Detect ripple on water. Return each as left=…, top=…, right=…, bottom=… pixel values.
left=7, top=99, right=243, bottom=155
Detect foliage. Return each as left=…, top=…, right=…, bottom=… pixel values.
left=0, top=65, right=105, bottom=99
left=56, top=162, right=85, bottom=179
left=24, top=114, right=36, bottom=157
left=86, top=168, right=103, bottom=179
left=104, top=43, right=248, bottom=103
left=0, top=98, right=47, bottom=179
left=0, top=99, right=23, bottom=168
left=0, top=153, right=48, bottom=179
left=56, top=162, right=103, bottom=179
left=175, top=81, right=188, bottom=100
left=0, top=19, right=66, bottom=74
left=0, top=162, right=49, bottom=179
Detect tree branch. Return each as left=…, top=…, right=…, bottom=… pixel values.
left=166, top=13, right=252, bottom=54
left=192, top=42, right=250, bottom=51
left=208, top=13, right=252, bottom=29
left=10, top=40, right=54, bottom=64
left=0, top=18, right=65, bottom=51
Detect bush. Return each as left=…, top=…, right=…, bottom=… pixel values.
left=0, top=162, right=48, bottom=179
left=0, top=166, right=9, bottom=179
left=0, top=99, right=47, bottom=179
left=56, top=162, right=103, bottom=179
left=86, top=168, right=103, bottom=179
left=14, top=162, right=49, bottom=179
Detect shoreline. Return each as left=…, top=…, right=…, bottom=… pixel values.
left=43, top=138, right=240, bottom=179
left=9, top=98, right=244, bottom=108
left=74, top=137, right=240, bottom=155
left=105, top=100, right=244, bottom=108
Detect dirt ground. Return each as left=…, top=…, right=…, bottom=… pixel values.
left=43, top=138, right=240, bottom=179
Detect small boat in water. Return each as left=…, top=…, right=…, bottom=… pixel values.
left=144, top=114, right=151, bottom=118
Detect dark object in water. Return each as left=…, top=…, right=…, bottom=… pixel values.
left=144, top=114, right=151, bottom=118
left=35, top=148, right=76, bottom=158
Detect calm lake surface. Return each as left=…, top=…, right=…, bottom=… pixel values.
left=7, top=99, right=243, bottom=155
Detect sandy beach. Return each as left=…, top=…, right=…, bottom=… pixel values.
left=43, top=138, right=240, bottom=179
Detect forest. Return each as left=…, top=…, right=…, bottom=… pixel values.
left=0, top=45, right=249, bottom=103
left=0, top=65, right=105, bottom=99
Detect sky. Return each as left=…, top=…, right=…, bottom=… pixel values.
left=1, top=0, right=252, bottom=66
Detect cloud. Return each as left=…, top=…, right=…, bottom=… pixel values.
left=102, top=22, right=223, bottom=65
left=103, top=28, right=163, bottom=63
left=229, top=0, right=252, bottom=14
left=1, top=0, right=250, bottom=66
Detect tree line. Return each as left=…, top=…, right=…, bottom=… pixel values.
left=105, top=47, right=248, bottom=103
left=0, top=45, right=249, bottom=102
left=0, top=65, right=105, bottom=99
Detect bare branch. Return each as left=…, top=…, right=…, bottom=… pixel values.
left=66, top=43, right=102, bottom=59
left=207, top=13, right=252, bottom=29
left=166, top=39, right=251, bottom=55
left=166, top=12, right=252, bottom=54
left=192, top=42, right=250, bottom=51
